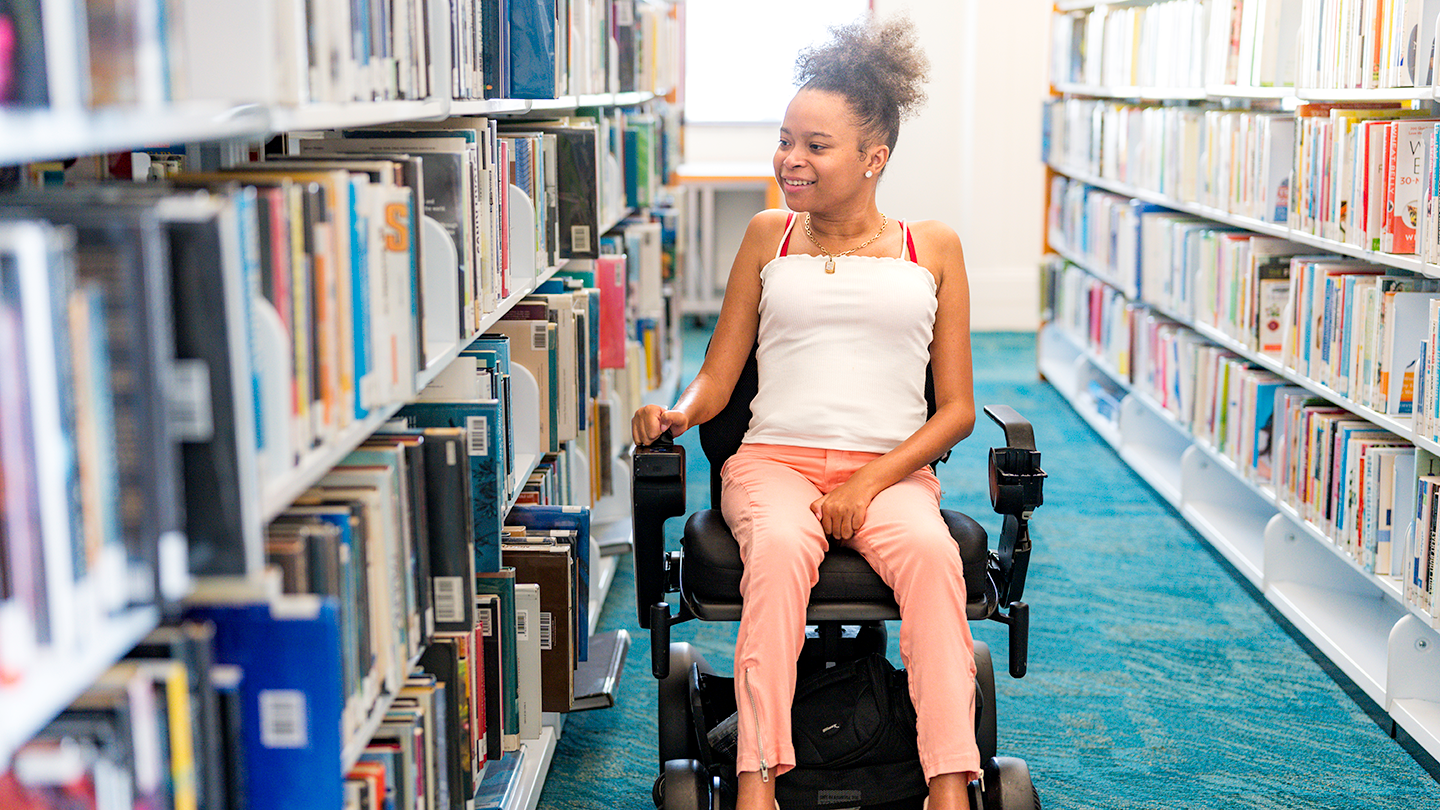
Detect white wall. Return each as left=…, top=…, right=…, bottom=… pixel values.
left=681, top=0, right=1053, bottom=331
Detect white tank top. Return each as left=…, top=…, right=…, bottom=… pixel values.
left=743, top=214, right=939, bottom=454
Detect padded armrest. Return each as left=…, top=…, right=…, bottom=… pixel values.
left=632, top=438, right=688, bottom=627
left=984, top=404, right=1035, bottom=451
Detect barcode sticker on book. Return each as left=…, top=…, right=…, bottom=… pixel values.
left=531, top=323, right=548, bottom=351
left=571, top=225, right=592, bottom=255
left=168, top=359, right=213, bottom=441
left=433, top=577, right=464, bottom=623
left=478, top=606, right=493, bottom=637
left=515, top=608, right=530, bottom=642
left=539, top=611, right=553, bottom=651
left=259, top=689, right=308, bottom=748
left=466, top=416, right=489, bottom=456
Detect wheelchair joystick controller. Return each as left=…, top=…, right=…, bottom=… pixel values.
left=650, top=602, right=672, bottom=679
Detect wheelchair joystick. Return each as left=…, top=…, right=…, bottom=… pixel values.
left=651, top=602, right=672, bottom=679
left=1008, top=601, right=1029, bottom=679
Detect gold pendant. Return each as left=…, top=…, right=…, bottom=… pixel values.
left=824, top=257, right=836, bottom=273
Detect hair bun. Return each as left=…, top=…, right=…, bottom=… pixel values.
left=793, top=14, right=930, bottom=151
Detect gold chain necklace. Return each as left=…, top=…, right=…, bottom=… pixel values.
left=804, top=212, right=888, bottom=274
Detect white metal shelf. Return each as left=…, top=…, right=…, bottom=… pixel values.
left=1267, top=578, right=1400, bottom=704
left=1293, top=86, right=1436, bottom=102
left=268, top=98, right=452, bottom=133
left=1047, top=316, right=1424, bottom=618
left=1043, top=318, right=1440, bottom=760
left=1052, top=82, right=1207, bottom=101
left=0, top=91, right=664, bottom=166
left=0, top=606, right=160, bottom=766
left=0, top=103, right=271, bottom=165
left=1053, top=81, right=1439, bottom=103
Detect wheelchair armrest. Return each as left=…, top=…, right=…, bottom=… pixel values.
left=632, top=435, right=687, bottom=627
left=984, top=404, right=1036, bottom=451
left=983, top=405, right=1046, bottom=610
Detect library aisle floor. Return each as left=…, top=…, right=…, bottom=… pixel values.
left=539, top=326, right=1440, bottom=810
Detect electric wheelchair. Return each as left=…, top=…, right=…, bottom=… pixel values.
left=632, top=347, right=1046, bottom=810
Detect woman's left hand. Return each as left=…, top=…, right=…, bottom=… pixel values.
left=810, top=477, right=879, bottom=541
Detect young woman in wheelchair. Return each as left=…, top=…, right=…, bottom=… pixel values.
left=632, top=16, right=979, bottom=810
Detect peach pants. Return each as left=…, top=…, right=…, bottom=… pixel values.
left=719, top=443, right=980, bottom=783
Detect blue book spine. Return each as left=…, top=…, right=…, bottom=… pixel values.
left=398, top=401, right=507, bottom=572
left=236, top=186, right=265, bottom=452
left=504, top=504, right=590, bottom=661
left=350, top=178, right=371, bottom=420
left=185, top=599, right=345, bottom=810
left=508, top=0, right=557, bottom=98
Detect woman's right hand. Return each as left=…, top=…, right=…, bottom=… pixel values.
left=632, top=404, right=691, bottom=446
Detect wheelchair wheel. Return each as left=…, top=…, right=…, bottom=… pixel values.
left=984, top=756, right=1040, bottom=810
left=659, top=643, right=715, bottom=765
left=974, top=641, right=997, bottom=764
left=656, top=759, right=714, bottom=810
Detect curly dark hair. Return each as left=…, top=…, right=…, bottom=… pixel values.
left=793, top=14, right=930, bottom=154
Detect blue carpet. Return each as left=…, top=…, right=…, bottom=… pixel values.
left=538, top=327, right=1440, bottom=810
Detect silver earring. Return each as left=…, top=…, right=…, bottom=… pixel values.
left=865, top=170, right=874, bottom=178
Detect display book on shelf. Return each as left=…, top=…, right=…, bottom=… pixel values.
left=0, top=66, right=679, bottom=810
left=1040, top=14, right=1440, bottom=755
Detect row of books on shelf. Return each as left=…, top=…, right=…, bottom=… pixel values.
left=3, top=0, right=679, bottom=112
left=1044, top=98, right=1293, bottom=221
left=0, top=460, right=626, bottom=810
left=1044, top=97, right=1440, bottom=263
left=1, top=252, right=662, bottom=805
left=0, top=168, right=673, bottom=728
left=1051, top=0, right=1440, bottom=92
left=1047, top=260, right=1440, bottom=622
left=1049, top=179, right=1440, bottom=418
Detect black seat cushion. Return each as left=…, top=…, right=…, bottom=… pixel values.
left=680, top=508, right=992, bottom=622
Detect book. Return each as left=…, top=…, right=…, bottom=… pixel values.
left=390, top=427, right=477, bottom=633
left=473, top=592, right=504, bottom=764
left=505, top=504, right=591, bottom=661
left=127, top=622, right=225, bottom=810
left=418, top=633, right=478, bottom=803
left=184, top=597, right=345, bottom=810
left=473, top=749, right=525, bottom=810
left=570, top=628, right=629, bottom=712
left=475, top=570, right=520, bottom=751
left=512, top=582, right=543, bottom=741
left=398, top=400, right=508, bottom=573
left=501, top=543, right=574, bottom=713
left=508, top=0, right=558, bottom=98
left=492, top=305, right=557, bottom=453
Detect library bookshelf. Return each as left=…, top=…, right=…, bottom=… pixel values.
left=0, top=0, right=685, bottom=807
left=1045, top=0, right=1440, bottom=766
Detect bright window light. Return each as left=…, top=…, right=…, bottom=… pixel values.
left=684, top=0, right=871, bottom=123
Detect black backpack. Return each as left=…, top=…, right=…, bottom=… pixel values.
left=698, top=653, right=929, bottom=809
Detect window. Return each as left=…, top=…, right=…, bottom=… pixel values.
left=683, top=0, right=872, bottom=124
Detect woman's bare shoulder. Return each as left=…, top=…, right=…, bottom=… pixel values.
left=733, top=209, right=795, bottom=263
left=747, top=208, right=793, bottom=237
left=905, top=219, right=963, bottom=250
